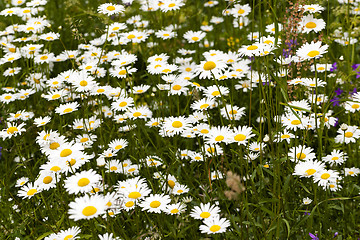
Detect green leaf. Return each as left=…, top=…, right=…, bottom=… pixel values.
left=36, top=232, right=52, bottom=240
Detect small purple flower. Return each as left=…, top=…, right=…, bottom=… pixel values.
left=304, top=211, right=310, bottom=215
left=333, top=232, right=338, bottom=238
left=309, top=233, right=319, bottom=240
left=352, top=64, right=360, bottom=71
left=330, top=62, right=337, bottom=72
left=335, top=88, right=343, bottom=96
left=350, top=88, right=357, bottom=96
left=334, top=117, right=339, bottom=127
left=330, top=97, right=340, bottom=106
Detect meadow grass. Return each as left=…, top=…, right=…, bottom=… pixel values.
left=0, top=0, right=360, bottom=239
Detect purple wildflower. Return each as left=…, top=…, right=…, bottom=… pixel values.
left=335, top=88, right=343, bottom=96
left=330, top=62, right=337, bottom=72
left=350, top=88, right=357, bottom=96
left=330, top=97, right=340, bottom=106
left=309, top=233, right=319, bottom=240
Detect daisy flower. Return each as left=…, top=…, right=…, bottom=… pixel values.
left=191, top=98, right=215, bottom=111
left=281, top=114, right=307, bottom=131
left=299, top=14, right=326, bottom=33
left=183, top=30, right=206, bottom=43
left=35, top=171, right=57, bottom=191
left=220, top=105, right=246, bottom=121
left=16, top=177, right=29, bottom=187
left=161, top=116, right=192, bottom=136
left=139, top=194, right=171, bottom=213
left=231, top=3, right=251, bottom=18
left=203, top=85, right=229, bottom=98
left=55, top=102, right=80, bottom=115
left=303, top=197, right=313, bottom=205
left=3, top=67, right=21, bottom=76
left=273, top=130, right=296, bottom=144
left=64, top=169, right=102, bottom=194
left=111, top=97, right=134, bottom=112
left=313, top=169, right=340, bottom=188
left=200, top=215, right=231, bottom=234
left=133, top=84, right=150, bottom=94
left=205, top=126, right=232, bottom=145
left=68, top=194, right=108, bottom=221
left=322, top=150, right=347, bottom=166
left=97, top=3, right=125, bottom=15
left=230, top=126, right=255, bottom=145
left=160, top=0, right=185, bottom=12
left=301, top=4, right=325, bottom=13
left=190, top=202, right=220, bottom=220
left=17, top=182, right=40, bottom=199
left=33, top=116, right=51, bottom=127
left=126, top=106, right=152, bottom=120
left=98, top=233, right=121, bottom=240
left=296, top=41, right=328, bottom=60
left=57, top=226, right=81, bottom=240
left=335, top=125, right=360, bottom=144
left=0, top=122, right=26, bottom=139
left=195, top=57, right=227, bottom=79
left=165, top=203, right=187, bottom=215
left=108, top=139, right=128, bottom=152
left=293, top=160, right=325, bottom=178
left=288, top=145, right=316, bottom=162
left=344, top=167, right=360, bottom=177
left=238, top=43, right=264, bottom=57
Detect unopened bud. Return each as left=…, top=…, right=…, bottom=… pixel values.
left=340, top=123, right=348, bottom=131
left=263, top=134, right=270, bottom=142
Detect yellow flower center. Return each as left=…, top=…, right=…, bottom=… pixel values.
left=77, top=178, right=90, bottom=187
left=321, top=173, right=330, bottom=179
left=82, top=206, right=97, bottom=216
left=201, top=129, right=209, bottom=134
left=345, top=132, right=353, bottom=138
left=200, top=212, right=211, bottom=218
left=110, top=166, right=118, bottom=171
left=127, top=34, right=135, bottom=39
left=52, top=94, right=60, bottom=99
left=200, top=104, right=209, bottom=109
left=307, top=50, right=320, bottom=58
left=172, top=121, right=183, bottom=128
left=27, top=189, right=37, bottom=196
left=247, top=45, right=258, bottom=50
left=281, top=134, right=290, bottom=139
left=80, top=137, right=88, bottom=143
left=234, top=134, right=246, bottom=141
left=119, top=70, right=127, bottom=75
left=171, top=209, right=179, bottom=214
left=203, top=61, right=216, bottom=71
left=191, top=36, right=199, bottom=41
left=60, top=149, right=72, bottom=157
left=106, top=6, right=115, bottom=11
left=49, top=142, right=60, bottom=150
left=305, top=169, right=316, bottom=176
left=296, top=153, right=306, bottom=160
left=128, top=191, right=141, bottom=199
left=168, top=180, right=175, bottom=188
left=352, top=104, right=359, bottom=109
left=40, top=56, right=48, bottom=60
left=168, top=3, right=176, bottom=7
left=42, top=176, right=52, bottom=184
left=7, top=127, right=18, bottom=134
left=238, top=9, right=245, bottom=14
left=291, top=120, right=301, bottom=125
left=64, top=235, right=73, bottom=240
left=63, top=108, right=73, bottom=113
left=305, top=22, right=317, bottom=29
left=212, top=91, right=220, bottom=96
left=50, top=166, right=61, bottom=172
left=172, top=85, right=182, bottom=90
left=210, top=225, right=221, bottom=232
left=133, top=112, right=142, bottom=117
left=125, top=201, right=134, bottom=207
left=150, top=200, right=161, bottom=208
left=331, top=156, right=339, bottom=161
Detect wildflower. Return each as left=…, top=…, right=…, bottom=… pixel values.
left=190, top=203, right=220, bottom=220
left=161, top=116, right=192, bottom=136
left=299, top=14, right=326, bottom=33
left=199, top=216, right=231, bottom=234
left=68, top=194, right=107, bottom=221
left=313, top=169, right=340, bottom=188
left=344, top=167, right=360, bottom=176
left=160, top=0, right=185, bottom=12
left=303, top=197, right=312, bottom=205
left=322, top=150, right=347, bottom=166
left=139, top=194, right=171, bottom=213
left=55, top=102, right=80, bottom=115
left=0, top=122, right=26, bottom=139
left=293, top=160, right=325, bottom=177
left=296, top=41, right=328, bottom=60
left=64, top=169, right=101, bottom=194
left=17, top=182, right=40, bottom=199
left=165, top=203, right=187, bottom=215
left=183, top=30, right=206, bottom=43
left=57, top=226, right=81, bottom=240
left=205, top=126, right=232, bottom=145
left=335, top=125, right=360, bottom=144
left=97, top=3, right=125, bottom=15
